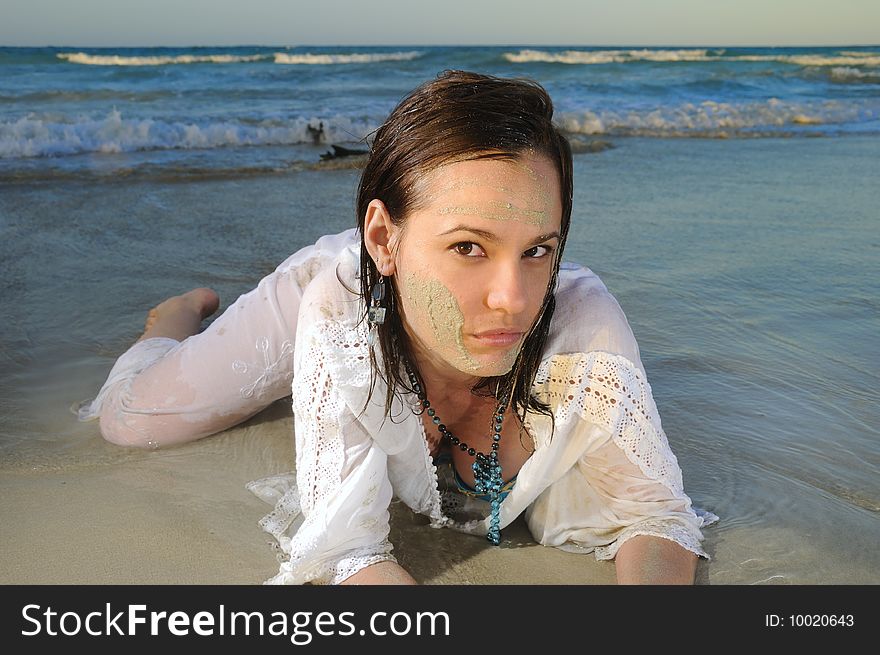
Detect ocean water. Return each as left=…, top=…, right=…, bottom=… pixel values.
left=3, top=45, right=880, bottom=178
left=1, top=46, right=878, bottom=584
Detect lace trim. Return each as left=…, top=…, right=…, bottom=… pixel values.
left=326, top=544, right=398, bottom=585
left=249, top=480, right=302, bottom=543
left=409, top=397, right=453, bottom=529
left=291, top=321, right=365, bottom=516
left=247, top=476, right=396, bottom=586
left=534, top=351, right=684, bottom=498
left=592, top=517, right=711, bottom=561
left=309, top=318, right=372, bottom=394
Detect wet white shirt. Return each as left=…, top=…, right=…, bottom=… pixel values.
left=79, top=228, right=718, bottom=584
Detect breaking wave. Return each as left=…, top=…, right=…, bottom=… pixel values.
left=556, top=98, right=878, bottom=137
left=57, top=52, right=269, bottom=66
left=0, top=110, right=375, bottom=159
left=504, top=48, right=880, bottom=68
left=273, top=51, right=423, bottom=64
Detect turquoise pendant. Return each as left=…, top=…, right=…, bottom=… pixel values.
left=473, top=452, right=503, bottom=545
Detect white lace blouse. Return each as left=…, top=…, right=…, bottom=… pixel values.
left=79, top=227, right=718, bottom=584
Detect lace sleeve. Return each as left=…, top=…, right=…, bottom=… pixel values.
left=527, top=351, right=717, bottom=561
left=245, top=252, right=396, bottom=585
left=251, top=314, right=395, bottom=586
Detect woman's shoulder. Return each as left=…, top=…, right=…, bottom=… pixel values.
left=290, top=234, right=372, bottom=392
left=296, top=231, right=364, bottom=326
left=265, top=227, right=361, bottom=301
left=525, top=263, right=653, bottom=426
left=544, top=262, right=643, bottom=370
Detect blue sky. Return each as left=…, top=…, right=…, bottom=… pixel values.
left=2, top=0, right=878, bottom=47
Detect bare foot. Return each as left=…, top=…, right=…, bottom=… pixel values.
left=142, top=287, right=220, bottom=335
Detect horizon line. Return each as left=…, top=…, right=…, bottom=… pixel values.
left=3, top=42, right=879, bottom=49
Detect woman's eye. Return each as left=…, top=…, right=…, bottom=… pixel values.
left=453, top=242, right=485, bottom=257
left=524, top=245, right=553, bottom=258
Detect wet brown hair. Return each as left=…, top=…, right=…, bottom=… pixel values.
left=355, top=69, right=573, bottom=439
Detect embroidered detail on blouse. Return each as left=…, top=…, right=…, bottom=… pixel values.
left=534, top=351, right=684, bottom=498
left=308, top=319, right=371, bottom=391
left=233, top=337, right=294, bottom=399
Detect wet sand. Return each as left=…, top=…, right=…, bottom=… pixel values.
left=0, top=401, right=621, bottom=585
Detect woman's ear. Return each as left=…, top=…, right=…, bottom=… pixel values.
left=363, top=199, right=399, bottom=276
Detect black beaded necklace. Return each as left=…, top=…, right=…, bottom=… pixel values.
left=404, top=359, right=508, bottom=545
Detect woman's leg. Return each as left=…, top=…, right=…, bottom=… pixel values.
left=94, top=275, right=297, bottom=446
left=137, top=287, right=220, bottom=343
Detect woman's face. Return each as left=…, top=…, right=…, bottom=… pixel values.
left=388, top=152, right=563, bottom=382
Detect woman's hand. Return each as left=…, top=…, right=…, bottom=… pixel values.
left=138, top=287, right=220, bottom=343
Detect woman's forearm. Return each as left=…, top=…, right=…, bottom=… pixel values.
left=614, top=535, right=697, bottom=584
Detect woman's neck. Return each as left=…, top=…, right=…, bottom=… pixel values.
left=406, top=339, right=482, bottom=401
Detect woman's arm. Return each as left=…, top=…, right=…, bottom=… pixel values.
left=258, top=287, right=402, bottom=585
left=524, top=352, right=713, bottom=582
left=526, top=268, right=714, bottom=582
left=615, top=535, right=698, bottom=585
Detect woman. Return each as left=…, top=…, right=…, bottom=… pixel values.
left=79, top=70, right=717, bottom=585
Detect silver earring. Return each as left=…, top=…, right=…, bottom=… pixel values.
left=367, top=273, right=386, bottom=346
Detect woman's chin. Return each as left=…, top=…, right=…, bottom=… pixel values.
left=462, top=347, right=522, bottom=378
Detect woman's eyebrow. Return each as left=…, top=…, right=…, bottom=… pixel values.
left=531, top=231, right=561, bottom=244
left=438, top=225, right=560, bottom=245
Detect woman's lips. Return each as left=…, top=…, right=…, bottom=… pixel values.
left=471, top=331, right=525, bottom=347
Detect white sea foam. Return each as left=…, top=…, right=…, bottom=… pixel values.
left=556, top=98, right=877, bottom=137
left=504, top=49, right=710, bottom=64
left=4, top=98, right=875, bottom=160
left=0, top=110, right=376, bottom=159
left=57, top=52, right=269, bottom=66
left=273, top=51, right=422, bottom=64
left=58, top=49, right=425, bottom=67
left=838, top=51, right=880, bottom=58
left=829, top=67, right=880, bottom=83
left=733, top=54, right=880, bottom=67
left=504, top=49, right=880, bottom=68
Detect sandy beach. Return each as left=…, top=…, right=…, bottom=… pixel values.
left=1, top=400, right=622, bottom=585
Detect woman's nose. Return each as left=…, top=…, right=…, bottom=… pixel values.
left=485, top=261, right=529, bottom=315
